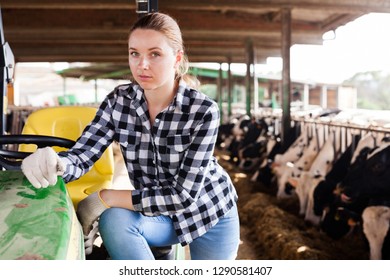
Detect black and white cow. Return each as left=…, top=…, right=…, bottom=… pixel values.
left=219, top=114, right=252, bottom=162
left=272, top=129, right=310, bottom=199
left=251, top=124, right=300, bottom=187
left=335, top=136, right=390, bottom=258
left=216, top=122, right=235, bottom=148
left=237, top=118, right=269, bottom=171
left=340, top=138, right=390, bottom=203
left=317, top=133, right=378, bottom=239
left=311, top=136, right=358, bottom=219
left=301, top=128, right=340, bottom=224
left=362, top=204, right=390, bottom=260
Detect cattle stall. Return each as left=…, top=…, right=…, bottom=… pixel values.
left=217, top=109, right=390, bottom=259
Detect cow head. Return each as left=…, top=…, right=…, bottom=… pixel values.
left=340, top=145, right=390, bottom=203
left=313, top=179, right=338, bottom=216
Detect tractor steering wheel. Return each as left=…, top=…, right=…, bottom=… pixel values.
left=0, top=134, right=75, bottom=170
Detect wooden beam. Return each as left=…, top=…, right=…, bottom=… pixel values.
left=320, top=13, right=364, bottom=31
left=0, top=0, right=370, bottom=65
left=2, top=8, right=327, bottom=32
left=3, top=0, right=390, bottom=13
left=1, top=0, right=136, bottom=10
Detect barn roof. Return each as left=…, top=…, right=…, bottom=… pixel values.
left=3, top=0, right=389, bottom=65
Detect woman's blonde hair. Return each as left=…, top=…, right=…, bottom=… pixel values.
left=129, top=13, right=189, bottom=82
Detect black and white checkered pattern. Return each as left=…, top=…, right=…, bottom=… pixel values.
left=59, top=80, right=238, bottom=245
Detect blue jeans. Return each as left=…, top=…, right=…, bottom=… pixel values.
left=99, top=204, right=240, bottom=260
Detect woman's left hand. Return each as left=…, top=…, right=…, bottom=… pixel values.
left=76, top=191, right=110, bottom=235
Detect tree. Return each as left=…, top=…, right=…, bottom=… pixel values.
left=344, top=71, right=390, bottom=110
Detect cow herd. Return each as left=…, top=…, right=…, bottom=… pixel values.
left=217, top=111, right=390, bottom=260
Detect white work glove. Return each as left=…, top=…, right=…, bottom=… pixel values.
left=21, top=147, right=65, bottom=188
left=76, top=191, right=109, bottom=236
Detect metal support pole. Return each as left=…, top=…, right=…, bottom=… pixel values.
left=62, top=76, right=66, bottom=95
left=94, top=79, right=98, bottom=103
left=281, top=8, right=292, bottom=145
left=227, top=56, right=232, bottom=119
left=303, top=83, right=309, bottom=110
left=321, top=85, right=328, bottom=108
left=0, top=8, right=6, bottom=136
left=217, top=65, right=223, bottom=124
left=253, top=48, right=259, bottom=116
left=245, top=39, right=254, bottom=117
left=0, top=9, right=14, bottom=136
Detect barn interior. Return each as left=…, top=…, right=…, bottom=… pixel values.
left=2, top=0, right=390, bottom=261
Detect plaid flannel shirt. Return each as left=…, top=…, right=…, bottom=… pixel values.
left=59, top=80, right=238, bottom=245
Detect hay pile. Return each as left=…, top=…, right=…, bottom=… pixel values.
left=216, top=150, right=370, bottom=260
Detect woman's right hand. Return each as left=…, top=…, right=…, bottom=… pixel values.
left=21, top=146, right=65, bottom=188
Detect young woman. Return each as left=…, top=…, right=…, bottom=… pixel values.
left=21, top=12, right=239, bottom=260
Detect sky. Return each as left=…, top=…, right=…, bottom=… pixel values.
left=283, top=12, right=390, bottom=84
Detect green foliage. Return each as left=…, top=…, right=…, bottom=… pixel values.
left=199, top=84, right=217, bottom=100
left=57, top=94, right=78, bottom=105
left=344, top=71, right=390, bottom=110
